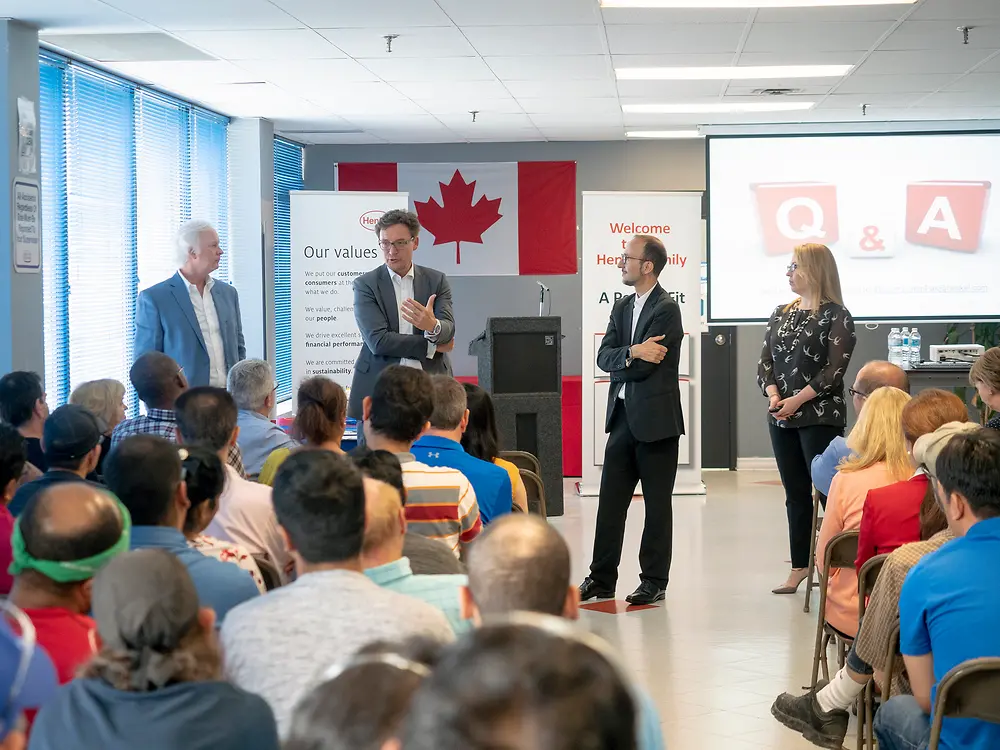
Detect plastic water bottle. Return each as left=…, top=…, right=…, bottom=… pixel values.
left=910, top=328, right=921, bottom=367
left=900, top=328, right=911, bottom=369
left=888, top=327, right=901, bottom=366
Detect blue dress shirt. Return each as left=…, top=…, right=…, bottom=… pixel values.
left=810, top=436, right=853, bottom=496
left=411, top=435, right=512, bottom=524
left=236, top=410, right=297, bottom=477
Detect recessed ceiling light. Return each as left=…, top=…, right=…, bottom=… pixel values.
left=626, top=130, right=704, bottom=138
left=623, top=102, right=815, bottom=113
left=616, top=65, right=852, bottom=80
left=602, top=0, right=914, bottom=7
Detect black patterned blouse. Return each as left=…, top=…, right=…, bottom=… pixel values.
left=757, top=301, right=857, bottom=429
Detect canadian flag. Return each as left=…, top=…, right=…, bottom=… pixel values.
left=336, top=161, right=577, bottom=276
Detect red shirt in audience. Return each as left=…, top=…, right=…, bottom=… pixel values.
left=855, top=473, right=927, bottom=572
left=0, top=506, right=15, bottom=595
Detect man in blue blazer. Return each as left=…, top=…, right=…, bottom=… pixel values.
left=134, top=220, right=245, bottom=388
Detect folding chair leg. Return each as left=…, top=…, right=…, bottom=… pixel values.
left=804, top=492, right=822, bottom=614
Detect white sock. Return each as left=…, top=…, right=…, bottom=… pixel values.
left=815, top=667, right=866, bottom=713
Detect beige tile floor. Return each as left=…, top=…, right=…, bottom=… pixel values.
left=552, top=470, right=858, bottom=750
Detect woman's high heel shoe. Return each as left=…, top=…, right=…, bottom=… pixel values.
left=772, top=567, right=809, bottom=595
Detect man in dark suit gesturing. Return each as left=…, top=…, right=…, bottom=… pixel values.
left=580, top=235, right=685, bottom=606
left=349, top=210, right=456, bottom=434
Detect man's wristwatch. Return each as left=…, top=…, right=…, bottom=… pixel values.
left=625, top=346, right=634, bottom=367
left=430, top=320, right=442, bottom=337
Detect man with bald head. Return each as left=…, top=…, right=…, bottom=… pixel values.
left=9, top=483, right=128, bottom=688
left=361, top=476, right=468, bottom=633
left=811, top=360, right=910, bottom=497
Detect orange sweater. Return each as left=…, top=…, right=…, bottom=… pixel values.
left=815, top=462, right=898, bottom=637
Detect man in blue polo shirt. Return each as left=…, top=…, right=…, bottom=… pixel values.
left=412, top=376, right=512, bottom=525
left=874, top=424, right=1000, bottom=750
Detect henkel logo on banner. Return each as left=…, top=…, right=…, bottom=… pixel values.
left=359, top=210, right=384, bottom=231
left=753, top=182, right=840, bottom=256
left=905, top=181, right=991, bottom=252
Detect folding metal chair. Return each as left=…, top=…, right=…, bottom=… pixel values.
left=855, top=553, right=889, bottom=750
left=883, top=623, right=900, bottom=704
left=499, top=450, right=541, bottom=476
left=810, top=529, right=860, bottom=687
left=803, top=489, right=825, bottom=614
left=251, top=553, right=282, bottom=591
left=929, top=658, right=1000, bottom=750
left=518, top=469, right=547, bottom=517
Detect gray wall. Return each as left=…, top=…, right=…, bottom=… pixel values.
left=303, top=139, right=706, bottom=378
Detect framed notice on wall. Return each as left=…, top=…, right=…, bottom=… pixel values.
left=12, top=180, right=40, bottom=273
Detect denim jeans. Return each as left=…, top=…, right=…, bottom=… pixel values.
left=874, top=695, right=931, bottom=750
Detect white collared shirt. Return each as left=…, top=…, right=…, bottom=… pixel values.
left=619, top=286, right=654, bottom=400
left=388, top=264, right=436, bottom=368
left=183, top=273, right=228, bottom=387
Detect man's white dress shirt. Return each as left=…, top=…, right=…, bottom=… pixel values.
left=184, top=273, right=228, bottom=387
left=619, top=286, right=654, bottom=400
left=388, top=264, right=437, bottom=369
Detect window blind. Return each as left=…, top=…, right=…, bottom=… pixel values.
left=273, top=137, right=304, bottom=403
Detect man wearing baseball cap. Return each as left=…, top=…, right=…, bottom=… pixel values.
left=0, top=602, right=58, bottom=750
left=7, top=405, right=103, bottom=517
left=29, top=549, right=279, bottom=750
left=875, top=424, right=1000, bottom=750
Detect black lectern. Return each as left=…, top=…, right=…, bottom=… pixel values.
left=469, top=317, right=564, bottom=516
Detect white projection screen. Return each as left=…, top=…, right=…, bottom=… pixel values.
left=707, top=132, right=1000, bottom=323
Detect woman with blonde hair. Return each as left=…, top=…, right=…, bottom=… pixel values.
left=70, top=378, right=126, bottom=479
left=814, top=386, right=912, bottom=639
left=758, top=244, right=857, bottom=594
left=970, top=346, right=1000, bottom=430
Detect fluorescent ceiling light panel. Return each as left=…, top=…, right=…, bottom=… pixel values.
left=617, top=65, right=852, bottom=80
left=627, top=130, right=703, bottom=138
left=623, top=102, right=815, bottom=113
left=602, top=0, right=914, bottom=7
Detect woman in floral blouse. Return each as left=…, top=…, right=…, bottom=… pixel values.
left=181, top=446, right=267, bottom=593
left=758, top=243, right=857, bottom=595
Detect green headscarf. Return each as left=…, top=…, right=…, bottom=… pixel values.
left=8, top=497, right=132, bottom=583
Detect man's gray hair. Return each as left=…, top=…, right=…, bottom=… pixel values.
left=429, top=376, right=467, bottom=431
left=227, top=359, right=274, bottom=411
left=175, top=219, right=216, bottom=267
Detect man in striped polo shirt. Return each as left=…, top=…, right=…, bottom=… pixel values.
left=359, top=365, right=481, bottom=557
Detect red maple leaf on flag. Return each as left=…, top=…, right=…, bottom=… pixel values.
left=413, top=170, right=503, bottom=264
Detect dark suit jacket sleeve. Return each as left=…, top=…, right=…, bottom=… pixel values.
left=354, top=275, right=434, bottom=360
left=599, top=301, right=683, bottom=384
left=431, top=273, right=455, bottom=345
left=134, top=290, right=163, bottom=358
left=234, top=287, right=246, bottom=361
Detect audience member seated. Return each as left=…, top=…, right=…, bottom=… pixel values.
left=771, top=427, right=970, bottom=748
left=0, top=371, right=49, bottom=472
left=221, top=450, right=454, bottom=736
left=286, top=640, right=440, bottom=750
left=969, top=346, right=1000, bottom=431
left=0, top=602, right=58, bottom=750
left=8, top=405, right=103, bottom=517
left=816, top=386, right=912, bottom=639
left=258, top=376, right=346, bottom=486
left=461, top=383, right=528, bottom=513
left=362, top=474, right=468, bottom=633
left=398, top=619, right=638, bottom=750
left=175, top=387, right=292, bottom=582
left=359, top=366, right=481, bottom=557
left=103, top=435, right=259, bottom=621
left=7, top=483, right=127, bottom=696
left=0, top=424, right=27, bottom=595
left=228, top=359, right=295, bottom=478
left=353, top=448, right=464, bottom=575
left=30, top=549, right=280, bottom=750
left=412, top=376, right=512, bottom=524
left=181, top=446, right=266, bottom=593
left=856, top=388, right=969, bottom=571
left=460, top=514, right=665, bottom=750
left=111, top=352, right=248, bottom=477
left=69, top=378, right=126, bottom=480
left=811, top=361, right=910, bottom=497
left=875, top=426, right=1000, bottom=750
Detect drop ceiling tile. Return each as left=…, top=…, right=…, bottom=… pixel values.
left=362, top=56, right=496, bottom=82
left=316, top=27, right=475, bottom=58
left=602, top=8, right=751, bottom=25
left=725, top=83, right=835, bottom=97
left=742, top=22, right=892, bottom=54
left=817, top=92, right=926, bottom=107
left=486, top=55, right=611, bottom=80
left=834, top=73, right=958, bottom=94
left=910, top=0, right=1000, bottom=21
left=606, top=23, right=746, bottom=55
left=736, top=50, right=866, bottom=66
left=295, top=81, right=409, bottom=103
left=503, top=78, right=619, bottom=98
left=270, top=115, right=361, bottom=132
left=103, top=0, right=301, bottom=30
left=466, top=131, right=547, bottom=142
left=364, top=128, right=464, bottom=144
left=270, top=0, right=451, bottom=27
left=518, top=97, right=622, bottom=115
left=391, top=80, right=513, bottom=99
left=947, top=72, right=1000, bottom=92
left=233, top=58, right=381, bottom=86
left=616, top=80, right=729, bottom=98
left=175, top=29, right=345, bottom=60
left=462, top=25, right=606, bottom=57
left=104, top=60, right=258, bottom=86
left=753, top=6, right=913, bottom=23
left=528, top=112, right=623, bottom=127
left=971, top=55, right=1000, bottom=73
left=880, top=19, right=1000, bottom=51
left=311, top=95, right=429, bottom=117
left=540, top=127, right=626, bottom=141
left=436, top=112, right=536, bottom=129
left=856, top=48, right=995, bottom=75
left=613, top=53, right=738, bottom=69
left=435, top=0, right=598, bottom=26
left=9, top=0, right=151, bottom=34
left=414, top=98, right=526, bottom=115
left=281, top=131, right=385, bottom=144
left=920, top=90, right=1000, bottom=107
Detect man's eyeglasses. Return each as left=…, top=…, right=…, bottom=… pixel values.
left=620, top=253, right=648, bottom=265
left=379, top=238, right=414, bottom=251
left=787, top=262, right=799, bottom=273
left=849, top=387, right=868, bottom=400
